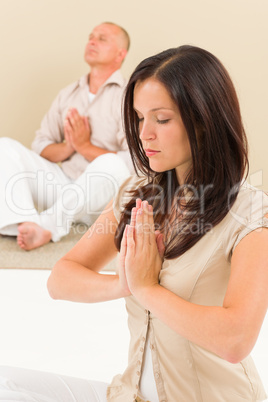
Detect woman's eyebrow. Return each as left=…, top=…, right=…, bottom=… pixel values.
left=133, top=107, right=173, bottom=112
left=151, top=107, right=173, bottom=112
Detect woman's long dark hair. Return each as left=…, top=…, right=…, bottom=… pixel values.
left=115, top=45, right=248, bottom=259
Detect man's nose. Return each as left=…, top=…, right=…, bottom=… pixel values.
left=89, top=37, right=96, bottom=45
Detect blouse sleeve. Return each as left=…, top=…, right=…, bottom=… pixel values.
left=223, top=184, right=268, bottom=260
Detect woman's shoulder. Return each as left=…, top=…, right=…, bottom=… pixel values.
left=230, top=181, right=268, bottom=222
left=221, top=181, right=268, bottom=260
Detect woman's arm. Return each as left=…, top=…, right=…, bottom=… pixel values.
left=47, top=200, right=128, bottom=303
left=124, top=202, right=268, bottom=363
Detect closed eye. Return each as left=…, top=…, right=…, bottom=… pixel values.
left=157, top=119, right=170, bottom=124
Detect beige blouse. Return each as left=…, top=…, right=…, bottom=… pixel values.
left=108, top=176, right=268, bottom=402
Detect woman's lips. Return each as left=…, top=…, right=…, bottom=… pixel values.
left=145, top=149, right=160, bottom=157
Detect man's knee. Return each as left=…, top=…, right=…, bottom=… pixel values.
left=0, top=137, right=27, bottom=154
left=84, top=153, right=130, bottom=177
left=0, top=137, right=17, bottom=148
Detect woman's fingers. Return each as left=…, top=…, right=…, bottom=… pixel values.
left=119, top=225, right=128, bottom=267
left=129, top=199, right=161, bottom=253
left=134, top=201, right=155, bottom=247
left=141, top=201, right=156, bottom=245
left=136, top=198, right=142, bottom=209
left=130, top=207, right=137, bottom=227
left=135, top=207, right=144, bottom=244
left=147, top=203, right=156, bottom=244
left=155, top=231, right=165, bottom=259
left=119, top=225, right=132, bottom=296
left=126, top=224, right=135, bottom=254
left=142, top=201, right=149, bottom=239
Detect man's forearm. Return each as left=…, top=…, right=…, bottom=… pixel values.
left=40, top=142, right=74, bottom=163
left=78, top=143, right=115, bottom=162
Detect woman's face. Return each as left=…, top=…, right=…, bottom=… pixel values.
left=133, top=78, right=192, bottom=183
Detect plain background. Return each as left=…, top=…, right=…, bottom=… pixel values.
left=0, top=0, right=267, bottom=189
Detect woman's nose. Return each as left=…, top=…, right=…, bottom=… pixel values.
left=139, top=121, right=156, bottom=141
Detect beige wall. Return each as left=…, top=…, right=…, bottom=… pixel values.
left=0, top=0, right=267, bottom=189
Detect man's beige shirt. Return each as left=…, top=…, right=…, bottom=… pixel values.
left=109, top=176, right=268, bottom=402
left=32, top=70, right=132, bottom=180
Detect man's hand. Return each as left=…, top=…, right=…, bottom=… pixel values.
left=64, top=108, right=92, bottom=155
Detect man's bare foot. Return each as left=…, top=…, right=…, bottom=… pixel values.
left=17, top=222, right=52, bottom=251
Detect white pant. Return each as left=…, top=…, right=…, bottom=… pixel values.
left=0, top=366, right=108, bottom=401
left=0, top=138, right=130, bottom=241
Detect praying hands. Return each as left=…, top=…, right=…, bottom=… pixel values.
left=64, top=107, right=91, bottom=155
left=119, top=199, right=165, bottom=299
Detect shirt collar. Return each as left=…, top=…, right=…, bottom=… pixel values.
left=79, top=69, right=126, bottom=91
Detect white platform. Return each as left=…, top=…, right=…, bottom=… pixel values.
left=0, top=269, right=267, bottom=391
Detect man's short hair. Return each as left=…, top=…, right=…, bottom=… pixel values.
left=102, top=22, right=130, bottom=51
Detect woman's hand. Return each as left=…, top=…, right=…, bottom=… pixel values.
left=118, top=199, right=140, bottom=297
left=121, top=199, right=165, bottom=299
left=118, top=224, right=132, bottom=297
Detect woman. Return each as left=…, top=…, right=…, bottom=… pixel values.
left=0, top=45, right=267, bottom=401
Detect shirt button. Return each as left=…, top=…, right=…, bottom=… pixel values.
left=136, top=371, right=140, bottom=376
left=140, top=347, right=144, bottom=352
left=142, top=336, right=146, bottom=342
left=155, top=372, right=160, bottom=379
left=137, top=360, right=141, bottom=366
left=136, top=384, right=139, bottom=389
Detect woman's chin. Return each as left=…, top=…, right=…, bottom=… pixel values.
left=149, top=163, right=169, bottom=173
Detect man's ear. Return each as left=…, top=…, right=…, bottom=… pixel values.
left=117, top=48, right=128, bottom=64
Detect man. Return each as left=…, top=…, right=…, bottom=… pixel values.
left=0, top=22, right=133, bottom=250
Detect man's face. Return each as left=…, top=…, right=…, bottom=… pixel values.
left=84, top=23, right=124, bottom=68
